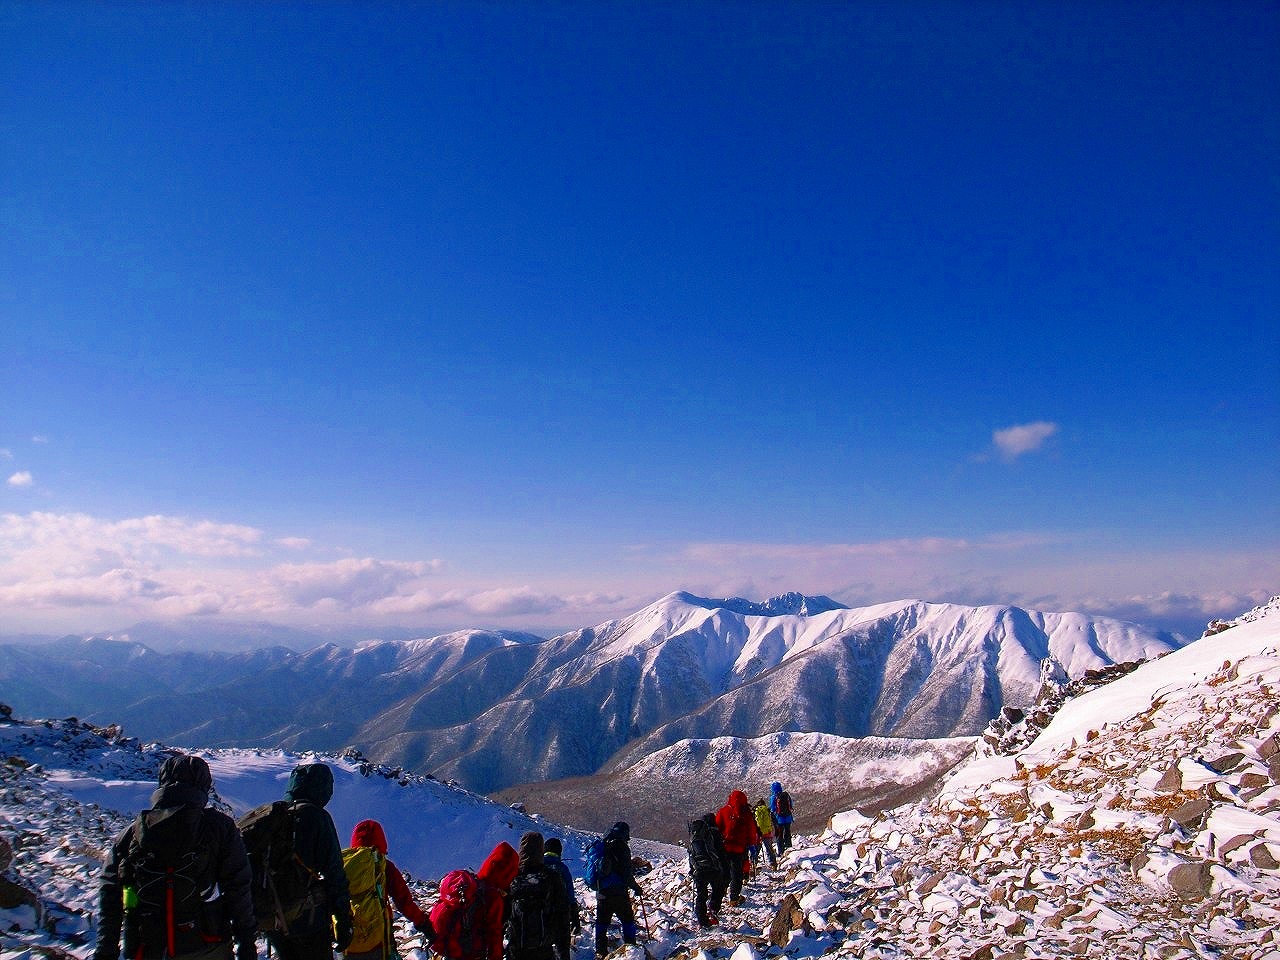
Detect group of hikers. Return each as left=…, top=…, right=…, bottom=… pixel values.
left=92, top=754, right=796, bottom=960
left=686, top=783, right=796, bottom=929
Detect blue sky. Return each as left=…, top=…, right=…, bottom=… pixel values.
left=2, top=1, right=1277, bottom=639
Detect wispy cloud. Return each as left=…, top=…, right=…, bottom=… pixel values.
left=0, top=449, right=12, bottom=460
left=6, top=472, right=33, bottom=488
left=31, top=435, right=49, bottom=444
left=991, top=421, right=1059, bottom=461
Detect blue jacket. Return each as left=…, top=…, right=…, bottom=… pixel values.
left=769, top=783, right=793, bottom=825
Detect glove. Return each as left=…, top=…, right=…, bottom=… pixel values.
left=236, top=938, right=259, bottom=960
left=334, top=912, right=354, bottom=953
left=415, top=917, right=435, bottom=942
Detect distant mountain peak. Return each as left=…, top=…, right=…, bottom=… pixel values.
left=666, top=590, right=848, bottom=618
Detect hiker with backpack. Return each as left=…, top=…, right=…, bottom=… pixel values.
left=505, top=832, right=570, bottom=960
left=751, top=798, right=778, bottom=870
left=686, top=814, right=729, bottom=930
left=769, top=782, right=794, bottom=853
left=248, top=762, right=353, bottom=960
left=714, top=791, right=758, bottom=907
left=584, top=822, right=641, bottom=957
left=342, top=820, right=433, bottom=959
left=429, top=841, right=519, bottom=960
left=542, top=838, right=581, bottom=960
left=94, top=754, right=258, bottom=960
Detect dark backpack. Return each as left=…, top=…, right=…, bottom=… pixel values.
left=506, top=868, right=557, bottom=951
left=429, top=868, right=487, bottom=960
left=686, top=820, right=723, bottom=878
left=120, top=805, right=221, bottom=957
left=236, top=800, right=318, bottom=933
left=777, top=792, right=793, bottom=818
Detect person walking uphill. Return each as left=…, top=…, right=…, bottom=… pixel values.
left=714, top=791, right=758, bottom=906
left=505, top=832, right=569, bottom=960
left=343, top=820, right=432, bottom=960
left=751, top=798, right=778, bottom=869
left=587, top=822, right=642, bottom=957
left=769, top=782, right=795, bottom=853
left=271, top=763, right=353, bottom=960
left=542, top=838, right=580, bottom=960
left=95, top=754, right=258, bottom=960
left=686, top=814, right=729, bottom=929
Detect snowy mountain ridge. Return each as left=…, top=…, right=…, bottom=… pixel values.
left=0, top=592, right=1183, bottom=797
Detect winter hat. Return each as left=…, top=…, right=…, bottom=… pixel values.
left=544, top=837, right=563, bottom=856
left=285, top=762, right=335, bottom=807
left=158, top=754, right=213, bottom=791
left=351, top=819, right=389, bottom=854
left=518, top=831, right=545, bottom=870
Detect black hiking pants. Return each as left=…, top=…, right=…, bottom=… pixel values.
left=692, top=870, right=726, bottom=926
left=593, top=890, right=636, bottom=956
left=776, top=822, right=792, bottom=852
left=726, top=851, right=748, bottom=903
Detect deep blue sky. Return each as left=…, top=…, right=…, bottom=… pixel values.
left=1, top=1, right=1277, bottom=638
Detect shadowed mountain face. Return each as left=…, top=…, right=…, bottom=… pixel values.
left=0, top=593, right=1183, bottom=794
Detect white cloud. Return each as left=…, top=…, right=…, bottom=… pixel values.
left=466, top=586, right=566, bottom=617
left=275, top=537, right=313, bottom=550
left=7, top=472, right=33, bottom=488
left=31, top=435, right=49, bottom=444
left=263, top=557, right=443, bottom=610
left=992, top=421, right=1059, bottom=460
left=0, top=448, right=12, bottom=460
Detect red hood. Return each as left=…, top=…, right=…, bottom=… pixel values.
left=479, top=841, right=519, bottom=891
left=351, top=819, right=388, bottom=854
left=728, top=790, right=751, bottom=813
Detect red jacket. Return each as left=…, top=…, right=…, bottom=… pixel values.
left=350, top=819, right=429, bottom=929
left=715, top=790, right=760, bottom=854
left=476, top=841, right=519, bottom=960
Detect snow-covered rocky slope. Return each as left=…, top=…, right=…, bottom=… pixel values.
left=493, top=732, right=975, bottom=842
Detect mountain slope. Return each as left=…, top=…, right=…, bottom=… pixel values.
left=0, top=592, right=1183, bottom=795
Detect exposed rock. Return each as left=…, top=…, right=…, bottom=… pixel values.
left=1167, top=862, right=1212, bottom=901
left=1170, top=798, right=1212, bottom=828
left=1206, top=753, right=1244, bottom=773
left=1250, top=843, right=1278, bottom=870
left=1154, top=766, right=1183, bottom=793
left=766, top=893, right=808, bottom=947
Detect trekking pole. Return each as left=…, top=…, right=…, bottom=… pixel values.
left=635, top=889, right=653, bottom=942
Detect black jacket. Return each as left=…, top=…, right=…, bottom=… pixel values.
left=96, top=759, right=255, bottom=960
left=281, top=763, right=351, bottom=936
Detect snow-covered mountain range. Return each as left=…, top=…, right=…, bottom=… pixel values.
left=3, top=597, right=1276, bottom=960
left=0, top=592, right=1182, bottom=797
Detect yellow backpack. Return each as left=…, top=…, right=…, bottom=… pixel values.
left=342, top=845, right=391, bottom=957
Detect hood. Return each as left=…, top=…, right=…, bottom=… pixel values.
left=149, top=754, right=211, bottom=809
left=771, top=782, right=783, bottom=793
left=285, top=762, right=334, bottom=807
left=518, top=831, right=544, bottom=870
left=605, top=821, right=631, bottom=843
left=351, top=819, right=388, bottom=855
left=478, top=841, right=519, bottom=891
left=728, top=790, right=751, bottom=812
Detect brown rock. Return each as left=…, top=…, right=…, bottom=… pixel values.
left=916, top=872, right=945, bottom=896
left=1170, top=797, right=1212, bottom=828
left=1206, top=752, right=1245, bottom=773
left=1269, top=756, right=1280, bottom=782
left=1250, top=843, right=1279, bottom=870
left=1220, top=833, right=1256, bottom=857
left=1013, top=894, right=1038, bottom=912
left=0, top=875, right=38, bottom=911
left=1154, top=765, right=1183, bottom=793
left=1168, top=861, right=1212, bottom=901
left=967, top=946, right=996, bottom=960
left=767, top=893, right=808, bottom=947
left=1240, top=772, right=1270, bottom=790
left=1258, top=732, right=1280, bottom=761
left=1005, top=916, right=1027, bottom=936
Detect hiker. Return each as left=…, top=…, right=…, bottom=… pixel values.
left=343, top=820, right=433, bottom=959
left=430, top=841, right=519, bottom=960
left=506, top=832, right=570, bottom=960
left=590, top=822, right=642, bottom=957
left=714, top=790, right=758, bottom=906
left=686, top=814, right=729, bottom=929
left=769, top=782, right=795, bottom=853
left=751, top=798, right=778, bottom=869
left=271, top=762, right=354, bottom=960
left=94, top=754, right=258, bottom=960
left=542, top=837, right=581, bottom=960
